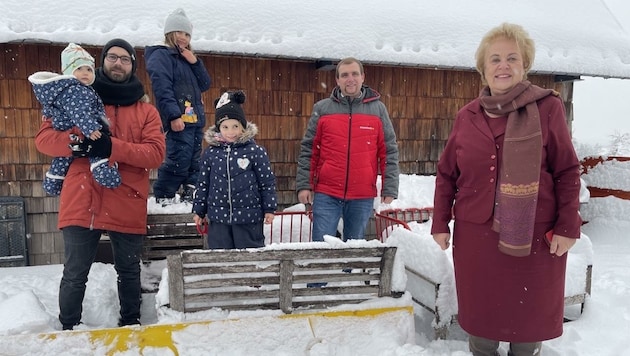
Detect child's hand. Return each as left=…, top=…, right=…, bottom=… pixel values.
left=179, top=46, right=198, bottom=64
left=264, top=213, right=275, bottom=225
left=89, top=130, right=102, bottom=140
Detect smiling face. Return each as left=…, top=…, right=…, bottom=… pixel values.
left=336, top=61, right=364, bottom=98
left=103, top=46, right=133, bottom=83
left=172, top=31, right=191, bottom=50
left=218, top=119, right=244, bottom=143
left=483, top=37, right=525, bottom=95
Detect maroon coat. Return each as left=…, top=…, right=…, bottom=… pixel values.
left=431, top=94, right=582, bottom=342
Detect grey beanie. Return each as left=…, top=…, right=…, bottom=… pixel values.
left=164, top=8, right=193, bottom=35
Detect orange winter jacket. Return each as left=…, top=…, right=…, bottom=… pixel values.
left=35, top=101, right=165, bottom=235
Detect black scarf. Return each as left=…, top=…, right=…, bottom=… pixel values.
left=92, top=68, right=145, bottom=106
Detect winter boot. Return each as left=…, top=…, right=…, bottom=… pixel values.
left=43, top=156, right=73, bottom=196
left=43, top=173, right=65, bottom=196
left=156, top=197, right=176, bottom=207
left=181, top=184, right=196, bottom=204
left=90, top=158, right=121, bottom=189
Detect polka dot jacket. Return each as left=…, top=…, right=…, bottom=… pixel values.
left=192, top=122, right=277, bottom=225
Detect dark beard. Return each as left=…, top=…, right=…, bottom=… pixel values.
left=92, top=68, right=145, bottom=106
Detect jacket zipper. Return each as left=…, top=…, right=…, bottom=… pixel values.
left=226, top=145, right=233, bottom=223
left=343, top=98, right=354, bottom=199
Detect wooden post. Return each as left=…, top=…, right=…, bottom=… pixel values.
left=378, top=247, right=397, bottom=297
left=278, top=259, right=295, bottom=313
left=167, top=253, right=185, bottom=312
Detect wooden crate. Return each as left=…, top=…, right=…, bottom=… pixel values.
left=166, top=246, right=398, bottom=313
left=143, top=214, right=206, bottom=261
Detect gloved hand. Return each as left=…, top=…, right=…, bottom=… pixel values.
left=69, top=134, right=112, bottom=158
left=99, top=117, right=111, bottom=135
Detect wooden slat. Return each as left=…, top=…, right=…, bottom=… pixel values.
left=181, top=247, right=388, bottom=263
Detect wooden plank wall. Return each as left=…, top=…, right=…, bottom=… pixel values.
left=0, top=42, right=571, bottom=265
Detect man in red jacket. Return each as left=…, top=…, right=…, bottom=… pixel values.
left=296, top=57, right=399, bottom=245
left=35, top=38, right=166, bottom=330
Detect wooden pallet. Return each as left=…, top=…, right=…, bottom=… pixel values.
left=166, top=246, right=399, bottom=313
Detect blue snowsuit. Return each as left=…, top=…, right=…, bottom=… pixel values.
left=28, top=72, right=120, bottom=195
left=144, top=45, right=211, bottom=200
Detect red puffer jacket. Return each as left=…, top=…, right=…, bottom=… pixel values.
left=35, top=101, right=165, bottom=234
left=296, top=85, right=400, bottom=200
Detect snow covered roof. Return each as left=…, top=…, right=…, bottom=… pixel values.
left=2, top=0, right=630, bottom=79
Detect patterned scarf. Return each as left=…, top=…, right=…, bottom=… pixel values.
left=479, top=81, right=556, bottom=257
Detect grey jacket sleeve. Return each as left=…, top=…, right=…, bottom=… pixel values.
left=380, top=104, right=400, bottom=199
left=296, top=105, right=321, bottom=192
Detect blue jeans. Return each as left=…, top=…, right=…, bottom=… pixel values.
left=59, top=226, right=143, bottom=328
left=311, top=193, right=374, bottom=242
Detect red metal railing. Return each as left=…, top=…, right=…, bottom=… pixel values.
left=264, top=211, right=313, bottom=244
left=374, top=207, right=434, bottom=242
left=264, top=207, right=435, bottom=244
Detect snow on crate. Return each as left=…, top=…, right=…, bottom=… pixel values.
left=381, top=215, right=593, bottom=331
left=581, top=158, right=630, bottom=222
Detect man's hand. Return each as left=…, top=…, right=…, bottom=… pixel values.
left=298, top=190, right=313, bottom=205
left=69, top=134, right=112, bottom=158
left=381, top=196, right=394, bottom=204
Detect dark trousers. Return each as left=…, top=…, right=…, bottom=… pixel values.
left=153, top=126, right=202, bottom=199
left=207, top=221, right=265, bottom=249
left=59, top=226, right=143, bottom=327
left=469, top=335, right=542, bottom=356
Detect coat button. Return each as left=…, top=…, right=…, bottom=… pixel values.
left=490, top=166, right=495, bottom=171
left=490, top=154, right=496, bottom=160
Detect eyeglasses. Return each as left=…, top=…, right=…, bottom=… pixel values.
left=105, top=53, right=133, bottom=65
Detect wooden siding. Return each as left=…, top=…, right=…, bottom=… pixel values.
left=0, top=42, right=571, bottom=265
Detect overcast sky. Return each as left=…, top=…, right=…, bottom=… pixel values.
left=573, top=77, right=630, bottom=146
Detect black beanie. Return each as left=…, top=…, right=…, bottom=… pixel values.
left=101, top=38, right=137, bottom=74
left=214, top=91, right=247, bottom=128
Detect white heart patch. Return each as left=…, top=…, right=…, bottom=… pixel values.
left=237, top=158, right=250, bottom=169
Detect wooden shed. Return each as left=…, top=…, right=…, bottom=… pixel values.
left=0, top=41, right=571, bottom=265
left=1, top=0, right=629, bottom=265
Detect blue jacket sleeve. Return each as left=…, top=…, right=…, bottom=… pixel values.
left=145, top=49, right=182, bottom=124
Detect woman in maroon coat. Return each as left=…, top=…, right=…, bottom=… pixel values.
left=431, top=23, right=582, bottom=356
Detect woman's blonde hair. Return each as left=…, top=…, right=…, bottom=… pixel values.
left=475, top=22, right=535, bottom=84
left=164, top=32, right=193, bottom=51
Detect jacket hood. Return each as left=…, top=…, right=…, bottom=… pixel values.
left=330, top=84, right=381, bottom=104
left=28, top=72, right=80, bottom=106
left=204, top=122, right=259, bottom=146
left=144, top=45, right=178, bottom=60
